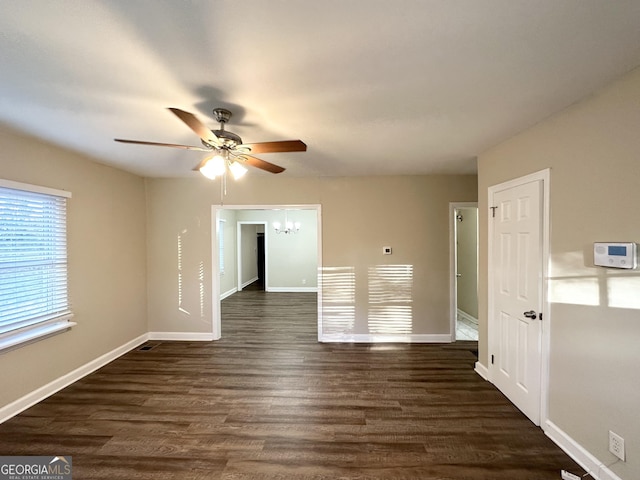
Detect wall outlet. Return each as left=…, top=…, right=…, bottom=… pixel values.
left=609, top=430, right=625, bottom=461
left=561, top=470, right=580, bottom=480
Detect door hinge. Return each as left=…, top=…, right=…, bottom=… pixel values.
left=490, top=206, right=498, bottom=218
left=491, top=354, right=494, bottom=364
left=540, top=312, right=543, bottom=320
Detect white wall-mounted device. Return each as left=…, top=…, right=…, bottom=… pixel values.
left=594, top=242, right=637, bottom=269
left=383, top=246, right=392, bottom=255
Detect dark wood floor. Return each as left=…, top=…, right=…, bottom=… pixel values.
left=0, top=289, right=587, bottom=479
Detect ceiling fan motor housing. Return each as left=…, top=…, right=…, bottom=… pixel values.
left=213, top=108, right=232, bottom=124
left=200, top=129, right=242, bottom=149
left=209, top=108, right=242, bottom=148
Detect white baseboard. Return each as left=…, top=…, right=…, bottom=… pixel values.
left=240, top=277, right=259, bottom=289
left=220, top=287, right=237, bottom=300
left=457, top=308, right=478, bottom=325
left=474, top=361, right=489, bottom=380
left=544, top=420, right=622, bottom=480
left=267, top=286, right=318, bottom=293
left=148, top=332, right=215, bottom=342
left=320, top=333, right=451, bottom=343
left=148, top=331, right=215, bottom=341
left=0, top=333, right=148, bottom=424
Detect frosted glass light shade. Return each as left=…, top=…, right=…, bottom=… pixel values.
left=229, top=161, right=248, bottom=179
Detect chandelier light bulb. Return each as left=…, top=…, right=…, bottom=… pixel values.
left=274, top=211, right=301, bottom=234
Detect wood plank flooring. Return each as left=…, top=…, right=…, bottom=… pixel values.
left=0, top=289, right=588, bottom=479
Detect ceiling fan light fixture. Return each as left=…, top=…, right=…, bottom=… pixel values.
left=199, top=161, right=218, bottom=179
left=115, top=106, right=303, bottom=176
left=229, top=161, right=248, bottom=180
left=200, top=151, right=227, bottom=179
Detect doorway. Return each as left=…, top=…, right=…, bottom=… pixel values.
left=237, top=222, right=267, bottom=292
left=256, top=232, right=265, bottom=289
left=450, top=202, right=478, bottom=341
left=211, top=204, right=322, bottom=340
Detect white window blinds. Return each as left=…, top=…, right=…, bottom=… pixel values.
left=0, top=181, right=74, bottom=351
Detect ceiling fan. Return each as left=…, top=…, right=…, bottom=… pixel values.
left=115, top=107, right=306, bottom=179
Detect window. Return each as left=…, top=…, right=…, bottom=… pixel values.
left=0, top=180, right=75, bottom=352
left=218, top=219, right=226, bottom=274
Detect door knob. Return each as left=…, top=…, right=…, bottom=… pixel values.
left=456, top=273, right=462, bottom=277
left=523, top=310, right=537, bottom=320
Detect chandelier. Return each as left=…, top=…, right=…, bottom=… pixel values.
left=273, top=210, right=301, bottom=234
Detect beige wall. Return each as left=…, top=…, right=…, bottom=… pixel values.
left=146, top=175, right=477, bottom=338
left=478, top=67, right=640, bottom=479
left=0, top=125, right=147, bottom=408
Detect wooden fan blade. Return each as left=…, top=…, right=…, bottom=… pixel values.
left=239, top=140, right=306, bottom=154
left=168, top=108, right=220, bottom=146
left=192, top=157, right=210, bottom=171
left=114, top=138, right=211, bottom=151
left=236, top=154, right=285, bottom=174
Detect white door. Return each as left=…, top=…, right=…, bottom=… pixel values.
left=489, top=177, right=544, bottom=425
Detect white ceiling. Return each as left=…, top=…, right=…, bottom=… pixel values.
left=1, top=1, right=640, bottom=178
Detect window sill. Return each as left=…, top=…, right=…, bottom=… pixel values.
left=0, top=318, right=77, bottom=354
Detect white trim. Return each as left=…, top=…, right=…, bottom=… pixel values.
left=539, top=170, right=552, bottom=426
left=320, top=333, right=451, bottom=343
left=456, top=308, right=478, bottom=325
left=147, top=332, right=215, bottom=341
left=545, top=420, right=622, bottom=480
left=0, top=320, right=77, bottom=353
left=0, top=333, right=147, bottom=424
left=449, top=202, right=478, bottom=341
left=487, top=168, right=551, bottom=426
left=0, top=178, right=72, bottom=198
left=268, top=286, right=318, bottom=293
left=220, top=287, right=237, bottom=300
left=315, top=207, right=323, bottom=342
left=241, top=276, right=259, bottom=290
left=212, top=208, right=222, bottom=340
left=474, top=362, right=489, bottom=380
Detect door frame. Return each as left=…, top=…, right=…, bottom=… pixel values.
left=487, top=168, right=551, bottom=426
left=236, top=221, right=268, bottom=292
left=211, top=204, right=322, bottom=341
left=449, top=202, right=478, bottom=341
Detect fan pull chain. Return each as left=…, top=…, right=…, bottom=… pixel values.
left=219, top=171, right=228, bottom=206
